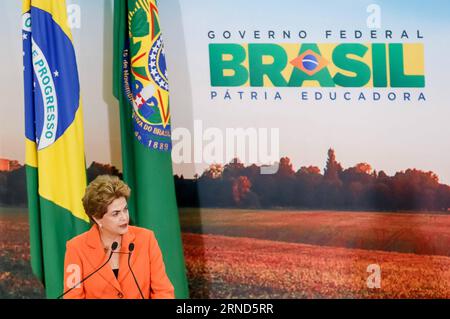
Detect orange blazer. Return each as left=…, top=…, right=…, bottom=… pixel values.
left=63, top=225, right=174, bottom=299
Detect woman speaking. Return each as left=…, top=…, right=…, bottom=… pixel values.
left=62, top=175, right=175, bottom=299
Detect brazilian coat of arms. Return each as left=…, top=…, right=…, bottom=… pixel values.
left=123, top=0, right=171, bottom=152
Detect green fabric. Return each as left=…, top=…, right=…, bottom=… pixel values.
left=113, top=0, right=189, bottom=298
left=26, top=165, right=89, bottom=298
left=26, top=165, right=43, bottom=282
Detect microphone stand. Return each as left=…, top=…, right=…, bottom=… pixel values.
left=127, top=243, right=145, bottom=299
left=58, top=241, right=118, bottom=299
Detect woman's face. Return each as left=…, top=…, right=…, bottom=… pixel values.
left=95, top=197, right=130, bottom=236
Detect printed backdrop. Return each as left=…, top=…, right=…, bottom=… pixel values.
left=1, top=0, right=450, bottom=298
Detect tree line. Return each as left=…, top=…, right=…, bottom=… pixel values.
left=175, top=149, right=450, bottom=212
left=0, top=162, right=122, bottom=207
left=1, top=152, right=449, bottom=212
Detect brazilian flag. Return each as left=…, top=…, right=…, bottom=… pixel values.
left=22, top=0, right=89, bottom=298
left=113, top=0, right=189, bottom=298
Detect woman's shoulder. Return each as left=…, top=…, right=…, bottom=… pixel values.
left=129, top=226, right=159, bottom=247
left=129, top=225, right=155, bottom=238
left=65, top=227, right=93, bottom=248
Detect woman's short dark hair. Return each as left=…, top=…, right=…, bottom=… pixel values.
left=82, top=175, right=130, bottom=223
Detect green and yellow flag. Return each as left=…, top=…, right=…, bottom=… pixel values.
left=113, top=0, right=189, bottom=298
left=22, top=0, right=89, bottom=298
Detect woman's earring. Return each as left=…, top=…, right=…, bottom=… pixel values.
left=99, top=223, right=103, bottom=228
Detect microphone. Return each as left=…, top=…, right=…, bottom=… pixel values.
left=58, top=241, right=118, bottom=299
left=128, top=243, right=145, bottom=299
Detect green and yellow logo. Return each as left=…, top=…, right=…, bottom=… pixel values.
left=209, top=43, right=425, bottom=88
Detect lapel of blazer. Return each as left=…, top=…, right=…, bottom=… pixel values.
left=84, top=225, right=122, bottom=292
left=118, top=226, right=137, bottom=285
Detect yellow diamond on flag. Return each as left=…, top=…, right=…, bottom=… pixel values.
left=290, top=50, right=329, bottom=76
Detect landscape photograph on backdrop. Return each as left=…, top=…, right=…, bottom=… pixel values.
left=1, top=0, right=450, bottom=298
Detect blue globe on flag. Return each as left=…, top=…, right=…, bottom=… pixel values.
left=302, top=54, right=319, bottom=71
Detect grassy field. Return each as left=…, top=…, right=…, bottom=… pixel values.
left=180, top=208, right=450, bottom=256
left=2, top=207, right=450, bottom=298
left=180, top=208, right=450, bottom=298
left=0, top=207, right=45, bottom=298
left=183, top=232, right=450, bottom=298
